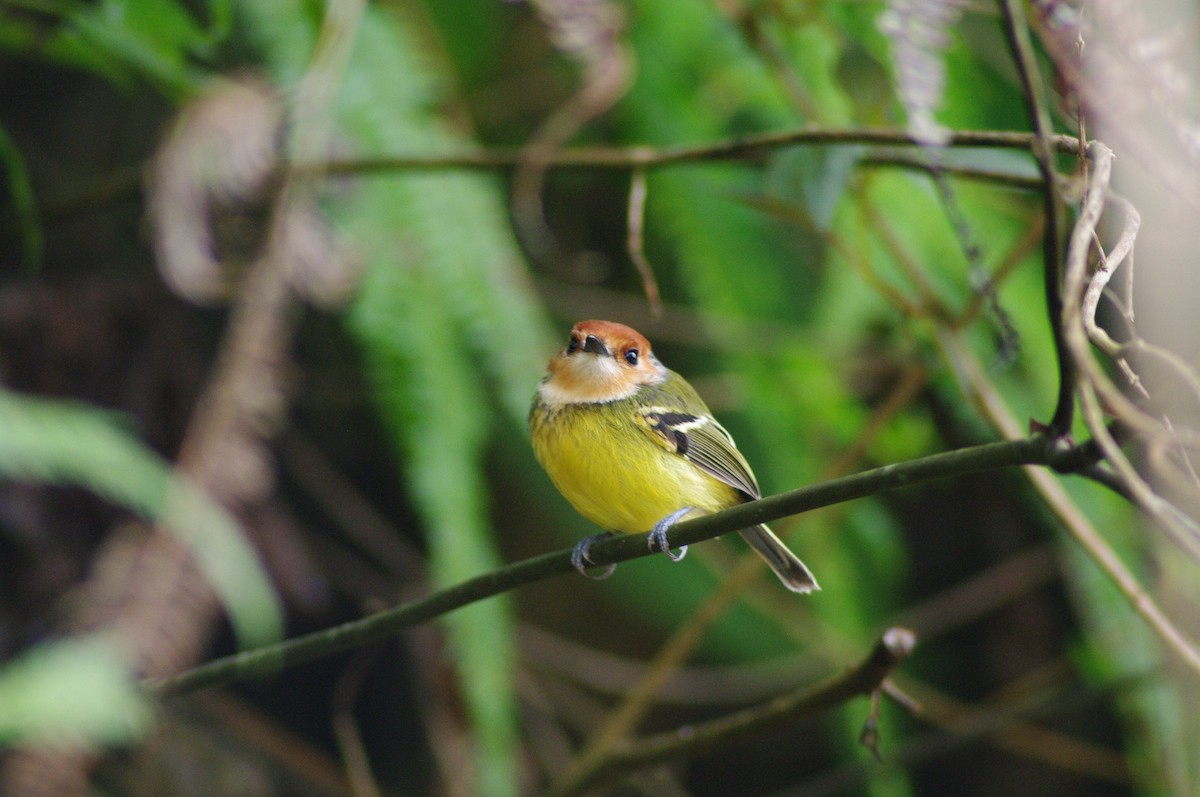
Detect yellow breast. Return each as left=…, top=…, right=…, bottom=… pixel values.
left=530, top=402, right=740, bottom=533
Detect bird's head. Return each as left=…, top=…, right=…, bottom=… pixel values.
left=539, top=320, right=666, bottom=405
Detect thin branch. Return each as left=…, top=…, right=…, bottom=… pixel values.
left=806, top=672, right=1140, bottom=795
left=313, top=128, right=1083, bottom=175
left=151, top=437, right=1054, bottom=696
left=1060, top=143, right=1200, bottom=567
left=937, top=331, right=1200, bottom=676
left=1000, top=0, right=1074, bottom=435
left=626, top=167, right=662, bottom=317
left=1082, top=193, right=1139, bottom=354
left=26, top=128, right=1082, bottom=223
left=859, top=152, right=1046, bottom=190
left=549, top=628, right=916, bottom=797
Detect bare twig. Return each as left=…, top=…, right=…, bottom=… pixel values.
left=1060, top=143, right=1200, bottom=566
left=331, top=651, right=384, bottom=797
left=859, top=152, right=1046, bottom=189
left=1081, top=192, right=1140, bottom=354
left=1001, top=0, right=1074, bottom=435
left=549, top=628, right=916, bottom=797
left=626, top=167, right=663, bottom=317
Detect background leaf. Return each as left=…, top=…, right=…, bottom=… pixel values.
left=0, top=634, right=150, bottom=745
left=0, top=388, right=282, bottom=647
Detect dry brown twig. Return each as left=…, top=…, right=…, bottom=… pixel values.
left=1060, top=143, right=1200, bottom=570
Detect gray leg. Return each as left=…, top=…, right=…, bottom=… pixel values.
left=571, top=532, right=617, bottom=579
left=648, top=507, right=693, bottom=561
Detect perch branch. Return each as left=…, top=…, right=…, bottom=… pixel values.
left=152, top=437, right=1055, bottom=696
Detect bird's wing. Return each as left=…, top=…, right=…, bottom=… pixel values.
left=635, top=407, right=761, bottom=500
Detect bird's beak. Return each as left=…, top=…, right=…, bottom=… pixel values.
left=582, top=335, right=609, bottom=356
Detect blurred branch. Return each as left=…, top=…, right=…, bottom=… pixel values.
left=548, top=628, right=916, bottom=797
left=314, top=127, right=1083, bottom=174
left=18, top=128, right=1077, bottom=227
left=331, top=651, right=384, bottom=797
left=152, top=436, right=1060, bottom=696
left=714, top=0, right=819, bottom=119
left=939, top=332, right=1200, bottom=676
left=1000, top=0, right=1074, bottom=435
left=899, top=667, right=1132, bottom=787
left=625, top=166, right=663, bottom=317
left=802, top=669, right=1140, bottom=795
left=512, top=0, right=633, bottom=262
left=2, top=4, right=365, bottom=793
left=859, top=153, right=1045, bottom=190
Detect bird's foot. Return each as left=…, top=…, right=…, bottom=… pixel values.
left=648, top=507, right=693, bottom=561
left=571, top=533, right=617, bottom=580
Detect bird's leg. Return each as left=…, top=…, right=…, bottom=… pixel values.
left=648, top=507, right=693, bottom=561
left=571, top=532, right=617, bottom=580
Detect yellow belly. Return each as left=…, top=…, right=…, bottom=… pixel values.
left=531, top=403, right=741, bottom=533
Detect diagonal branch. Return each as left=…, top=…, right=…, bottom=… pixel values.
left=152, top=437, right=1054, bottom=696
left=548, top=628, right=916, bottom=797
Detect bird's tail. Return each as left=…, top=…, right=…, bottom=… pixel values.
left=739, top=524, right=819, bottom=593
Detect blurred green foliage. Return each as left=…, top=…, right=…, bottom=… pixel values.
left=0, top=634, right=150, bottom=745
left=0, top=388, right=282, bottom=646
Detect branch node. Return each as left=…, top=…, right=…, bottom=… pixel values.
left=879, top=626, right=917, bottom=661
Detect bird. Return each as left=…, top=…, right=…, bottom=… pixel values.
left=528, top=319, right=818, bottom=593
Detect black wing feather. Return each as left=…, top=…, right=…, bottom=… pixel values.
left=638, top=409, right=760, bottom=499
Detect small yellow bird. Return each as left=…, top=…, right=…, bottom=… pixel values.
left=529, top=320, right=818, bottom=593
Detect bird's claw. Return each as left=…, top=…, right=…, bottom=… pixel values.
left=648, top=507, right=693, bottom=562
left=571, top=533, right=617, bottom=580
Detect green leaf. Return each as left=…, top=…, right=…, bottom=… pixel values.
left=0, top=0, right=219, bottom=97
left=0, top=634, right=150, bottom=745
left=0, top=123, right=42, bottom=269
left=68, top=0, right=206, bottom=98
left=0, top=388, right=283, bottom=647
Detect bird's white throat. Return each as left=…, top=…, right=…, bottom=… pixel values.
left=539, top=355, right=642, bottom=406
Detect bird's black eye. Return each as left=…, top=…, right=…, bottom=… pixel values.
left=624, top=348, right=639, bottom=366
